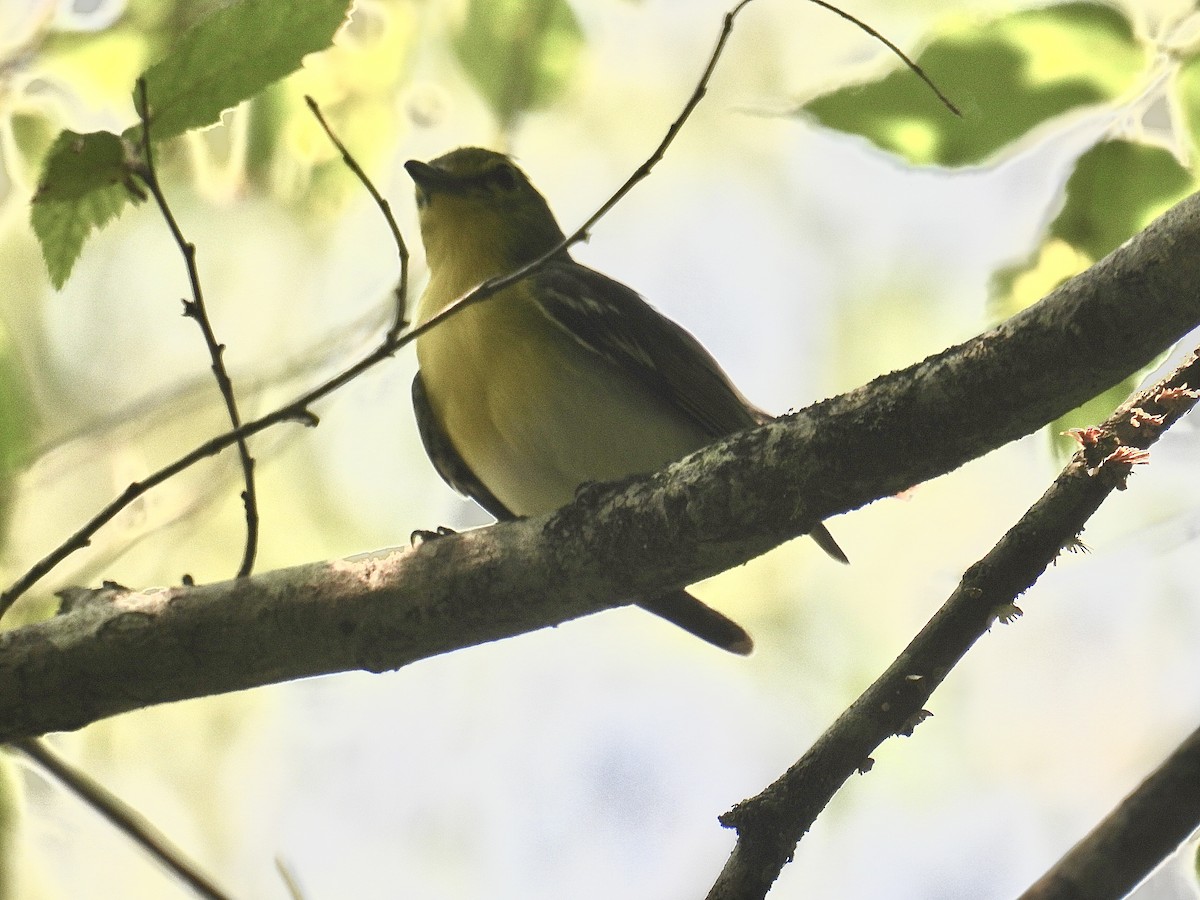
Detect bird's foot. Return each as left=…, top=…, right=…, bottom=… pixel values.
left=410, top=525, right=457, bottom=547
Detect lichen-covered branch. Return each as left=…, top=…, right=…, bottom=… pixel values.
left=706, top=346, right=1200, bottom=900
left=2, top=190, right=1200, bottom=742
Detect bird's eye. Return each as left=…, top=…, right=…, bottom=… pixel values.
left=488, top=164, right=519, bottom=192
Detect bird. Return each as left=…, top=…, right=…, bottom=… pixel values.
left=405, top=147, right=846, bottom=654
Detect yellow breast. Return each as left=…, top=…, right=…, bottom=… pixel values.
left=415, top=281, right=709, bottom=517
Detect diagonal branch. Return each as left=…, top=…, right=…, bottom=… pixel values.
left=9, top=738, right=233, bottom=900
left=2, top=188, right=1200, bottom=741
left=706, top=346, right=1200, bottom=900
left=132, top=78, right=260, bottom=580
left=303, top=95, right=411, bottom=340
left=0, top=0, right=744, bottom=621
left=0, top=0, right=954, bottom=621
left=1019, top=722, right=1200, bottom=899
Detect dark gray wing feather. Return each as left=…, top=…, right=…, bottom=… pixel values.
left=528, top=261, right=764, bottom=437
left=412, top=371, right=515, bottom=521
left=527, top=263, right=849, bottom=565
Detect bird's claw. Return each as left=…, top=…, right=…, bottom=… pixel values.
left=410, top=525, right=458, bottom=547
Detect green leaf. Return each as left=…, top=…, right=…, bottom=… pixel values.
left=31, top=186, right=132, bottom=290
left=452, top=0, right=584, bottom=128
left=994, top=140, right=1196, bottom=318
left=29, top=0, right=350, bottom=289
left=989, top=139, right=1194, bottom=456
left=30, top=131, right=138, bottom=289
left=128, top=0, right=351, bottom=143
left=1051, top=139, right=1196, bottom=260
left=9, top=111, right=61, bottom=173
left=805, top=3, right=1145, bottom=166
left=1038, top=140, right=1193, bottom=455
left=32, top=130, right=127, bottom=202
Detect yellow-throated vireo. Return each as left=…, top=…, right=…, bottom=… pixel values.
left=406, top=148, right=846, bottom=655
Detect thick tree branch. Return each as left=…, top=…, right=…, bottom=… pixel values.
left=2, top=190, right=1200, bottom=741
left=706, top=346, right=1200, bottom=900
left=0, top=0, right=958, bottom=619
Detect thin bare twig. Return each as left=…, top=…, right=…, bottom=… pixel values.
left=707, top=351, right=1200, bottom=899
left=11, top=738, right=233, bottom=900
left=275, top=856, right=308, bottom=900
left=0, top=0, right=955, bottom=621
left=805, top=0, right=961, bottom=116
left=304, top=96, right=410, bottom=339
left=0, top=104, right=381, bottom=900
left=133, top=78, right=259, bottom=580
left=5, top=183, right=1200, bottom=739
left=0, top=0, right=746, bottom=618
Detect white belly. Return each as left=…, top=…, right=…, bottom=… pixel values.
left=416, top=289, right=710, bottom=517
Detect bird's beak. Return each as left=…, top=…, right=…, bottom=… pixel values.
left=405, top=159, right=453, bottom=208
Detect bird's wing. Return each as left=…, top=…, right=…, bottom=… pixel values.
left=412, top=371, right=516, bottom=521
left=528, top=261, right=764, bottom=437
left=529, top=263, right=850, bottom=566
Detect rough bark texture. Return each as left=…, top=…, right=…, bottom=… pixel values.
left=3, top=190, right=1200, bottom=742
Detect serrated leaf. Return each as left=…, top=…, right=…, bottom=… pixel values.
left=33, top=130, right=128, bottom=202
left=452, top=0, right=583, bottom=128
left=31, top=181, right=133, bottom=290
left=128, top=0, right=351, bottom=143
left=1051, top=140, right=1196, bottom=260
left=805, top=2, right=1145, bottom=166
left=30, top=130, right=138, bottom=289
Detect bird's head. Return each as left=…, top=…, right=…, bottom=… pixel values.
left=404, top=148, right=567, bottom=274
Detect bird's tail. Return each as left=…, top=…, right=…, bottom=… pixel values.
left=638, top=590, right=754, bottom=655
left=638, top=522, right=847, bottom=654
left=809, top=521, right=849, bottom=565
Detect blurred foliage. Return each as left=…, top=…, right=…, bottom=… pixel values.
left=278, top=0, right=420, bottom=215
left=0, top=324, right=36, bottom=542
left=1177, top=51, right=1200, bottom=156
left=805, top=1, right=1200, bottom=453
left=804, top=2, right=1145, bottom=167
left=0, top=754, right=17, bottom=900
left=23, top=28, right=150, bottom=115
left=2, top=1, right=1200, bottom=892
left=990, top=140, right=1197, bottom=453
left=128, top=0, right=351, bottom=144
left=1052, top=141, right=1195, bottom=262
left=29, top=130, right=137, bottom=289
left=0, top=0, right=421, bottom=610
left=4, top=0, right=416, bottom=216
left=28, top=0, right=352, bottom=288
left=451, top=0, right=584, bottom=129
